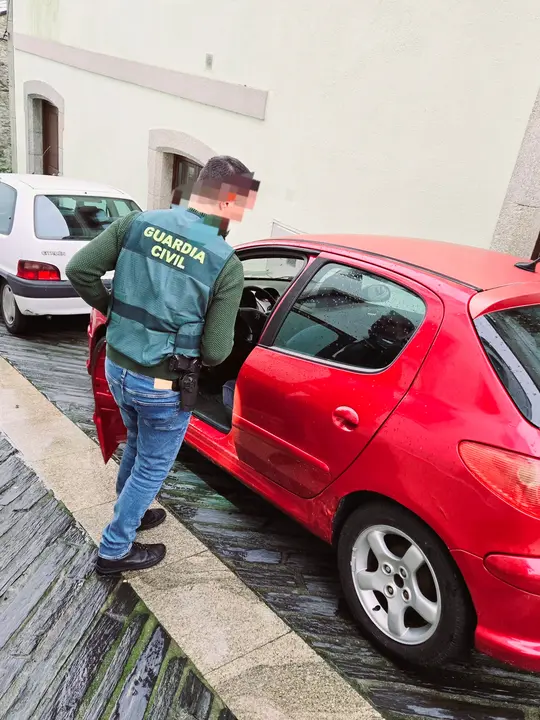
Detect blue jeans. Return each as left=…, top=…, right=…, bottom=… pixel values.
left=99, top=358, right=191, bottom=560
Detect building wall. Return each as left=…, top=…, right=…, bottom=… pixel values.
left=0, top=13, right=11, bottom=172
left=10, top=0, right=540, bottom=251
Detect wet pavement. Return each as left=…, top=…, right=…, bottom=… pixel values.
left=0, top=431, right=234, bottom=720
left=1, top=316, right=540, bottom=720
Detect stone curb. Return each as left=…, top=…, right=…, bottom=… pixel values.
left=0, top=357, right=382, bottom=720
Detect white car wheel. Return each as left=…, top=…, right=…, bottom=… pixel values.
left=1, top=282, right=29, bottom=335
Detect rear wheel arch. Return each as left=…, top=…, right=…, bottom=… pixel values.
left=333, top=490, right=456, bottom=552
left=333, top=491, right=391, bottom=546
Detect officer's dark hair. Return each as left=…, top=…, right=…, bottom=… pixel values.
left=198, top=156, right=250, bottom=183
left=194, top=156, right=259, bottom=197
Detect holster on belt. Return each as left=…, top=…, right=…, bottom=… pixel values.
left=168, top=355, right=201, bottom=412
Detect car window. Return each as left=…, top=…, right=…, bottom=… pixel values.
left=0, top=183, right=17, bottom=235
left=273, top=262, right=426, bottom=371
left=242, top=256, right=305, bottom=283
left=475, top=305, right=540, bottom=427
left=34, top=194, right=141, bottom=241
left=240, top=255, right=306, bottom=310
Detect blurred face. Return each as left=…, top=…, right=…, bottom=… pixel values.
left=217, top=185, right=258, bottom=222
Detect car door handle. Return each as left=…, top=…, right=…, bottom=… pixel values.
left=332, top=406, right=359, bottom=431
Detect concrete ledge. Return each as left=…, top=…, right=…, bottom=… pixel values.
left=14, top=33, right=268, bottom=120
left=0, top=357, right=381, bottom=720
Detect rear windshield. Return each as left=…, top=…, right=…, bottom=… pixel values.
left=475, top=305, right=540, bottom=427
left=34, top=194, right=140, bottom=241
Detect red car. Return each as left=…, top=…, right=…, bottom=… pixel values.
left=88, top=234, right=540, bottom=672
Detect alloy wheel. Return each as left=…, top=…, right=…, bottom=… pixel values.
left=350, top=523, right=441, bottom=645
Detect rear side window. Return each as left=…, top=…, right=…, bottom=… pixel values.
left=34, top=194, right=140, bottom=241
left=475, top=305, right=540, bottom=427
left=0, top=183, right=17, bottom=235
left=273, top=262, right=426, bottom=371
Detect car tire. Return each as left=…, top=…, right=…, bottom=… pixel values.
left=0, top=281, right=29, bottom=335
left=338, top=500, right=475, bottom=667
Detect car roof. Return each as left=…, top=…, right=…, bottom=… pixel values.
left=266, top=234, right=539, bottom=292
left=0, top=173, right=132, bottom=198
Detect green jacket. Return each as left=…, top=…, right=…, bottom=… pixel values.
left=66, top=209, right=244, bottom=379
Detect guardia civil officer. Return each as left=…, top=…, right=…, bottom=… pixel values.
left=67, top=156, right=259, bottom=574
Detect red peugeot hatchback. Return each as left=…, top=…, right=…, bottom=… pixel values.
left=88, top=234, right=540, bottom=672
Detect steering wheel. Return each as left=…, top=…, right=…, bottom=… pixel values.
left=263, top=287, right=280, bottom=301
left=243, top=285, right=277, bottom=312
left=235, top=308, right=268, bottom=344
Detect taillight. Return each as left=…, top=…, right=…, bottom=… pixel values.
left=17, top=260, right=61, bottom=281
left=459, top=441, right=540, bottom=519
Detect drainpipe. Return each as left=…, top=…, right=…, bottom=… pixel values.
left=6, top=0, right=17, bottom=171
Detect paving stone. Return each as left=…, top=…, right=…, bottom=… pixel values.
left=0, top=452, right=36, bottom=496
left=2, top=566, right=112, bottom=716
left=367, top=685, right=526, bottom=720
left=0, top=469, right=41, bottom=506
left=0, top=536, right=78, bottom=650
left=232, top=561, right=301, bottom=591
left=34, top=582, right=141, bottom=719
left=6, top=543, right=102, bottom=662
left=0, top=495, right=72, bottom=595
left=110, top=625, right=169, bottom=720
left=81, top=613, right=150, bottom=720
left=177, top=670, right=213, bottom=720
left=0, top=470, right=48, bottom=536
left=147, top=656, right=187, bottom=720
left=0, top=435, right=16, bottom=463
left=36, top=613, right=125, bottom=719
left=218, top=710, right=239, bottom=720
left=32, top=447, right=118, bottom=512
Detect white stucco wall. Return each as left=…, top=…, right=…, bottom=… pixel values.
left=11, top=0, right=540, bottom=250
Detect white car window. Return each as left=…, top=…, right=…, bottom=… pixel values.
left=34, top=194, right=140, bottom=241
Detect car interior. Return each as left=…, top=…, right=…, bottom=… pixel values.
left=195, top=254, right=307, bottom=431
left=194, top=255, right=426, bottom=433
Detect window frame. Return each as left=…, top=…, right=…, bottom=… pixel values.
left=260, top=254, right=428, bottom=375
left=0, top=182, right=18, bottom=236
left=239, top=248, right=309, bottom=283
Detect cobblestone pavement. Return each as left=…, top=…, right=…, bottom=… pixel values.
left=2, top=317, right=540, bottom=720
left=0, top=432, right=234, bottom=720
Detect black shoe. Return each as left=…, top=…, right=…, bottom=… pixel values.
left=138, top=508, right=167, bottom=532
left=96, top=542, right=166, bottom=576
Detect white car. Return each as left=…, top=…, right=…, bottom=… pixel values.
left=0, top=174, right=141, bottom=334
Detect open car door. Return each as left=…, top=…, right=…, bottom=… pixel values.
left=91, top=338, right=126, bottom=462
